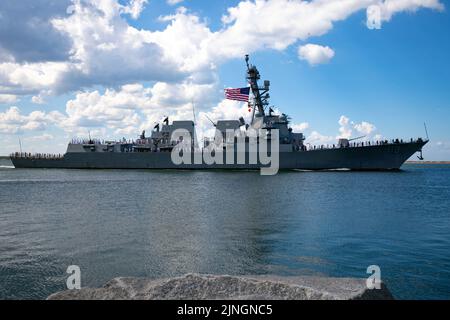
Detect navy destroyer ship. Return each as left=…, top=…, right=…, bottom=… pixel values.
left=11, top=55, right=427, bottom=171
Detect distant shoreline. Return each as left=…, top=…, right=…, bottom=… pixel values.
left=406, top=161, right=450, bottom=164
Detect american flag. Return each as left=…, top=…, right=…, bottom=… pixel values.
left=224, top=87, right=250, bottom=102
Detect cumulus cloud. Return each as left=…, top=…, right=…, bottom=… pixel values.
left=1, top=0, right=444, bottom=97
left=122, top=0, right=148, bottom=19
left=31, top=94, right=46, bottom=105
left=337, top=115, right=377, bottom=139
left=302, top=115, right=379, bottom=146
left=291, top=122, right=310, bottom=132
left=62, top=88, right=144, bottom=132
left=354, top=121, right=376, bottom=135
left=306, top=131, right=335, bottom=145
left=30, top=80, right=220, bottom=136
left=215, top=0, right=442, bottom=61
left=0, top=0, right=185, bottom=95
left=0, top=106, right=64, bottom=134
left=298, top=44, right=335, bottom=66
left=50, top=0, right=184, bottom=92
left=338, top=115, right=352, bottom=139
left=144, top=7, right=215, bottom=76
left=0, top=61, right=68, bottom=95
left=367, top=0, right=444, bottom=29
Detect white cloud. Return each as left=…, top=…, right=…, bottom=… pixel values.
left=367, top=0, right=444, bottom=29
left=306, top=131, right=335, bottom=145
left=338, top=115, right=352, bottom=139
left=336, top=115, right=377, bottom=139
left=217, top=0, right=363, bottom=56
left=26, top=133, right=54, bottom=141
left=0, top=61, right=68, bottom=94
left=301, top=115, right=379, bottom=145
left=298, top=44, right=335, bottom=66
left=50, top=80, right=219, bottom=136
left=0, top=106, right=64, bottom=134
left=31, top=94, right=45, bottom=105
left=367, top=5, right=383, bottom=29
left=0, top=78, right=220, bottom=138
left=354, top=121, right=376, bottom=135
left=167, top=0, right=184, bottom=6
left=144, top=7, right=215, bottom=76
left=0, top=94, right=18, bottom=104
left=291, top=122, right=310, bottom=132
left=338, top=115, right=350, bottom=127
left=214, top=0, right=442, bottom=61
left=50, top=0, right=184, bottom=92
left=62, top=86, right=147, bottom=133
left=122, top=0, right=148, bottom=19
left=0, top=0, right=444, bottom=99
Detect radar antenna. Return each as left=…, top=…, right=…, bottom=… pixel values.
left=18, top=137, right=23, bottom=153
left=424, top=122, right=429, bottom=140
left=192, top=99, right=197, bottom=127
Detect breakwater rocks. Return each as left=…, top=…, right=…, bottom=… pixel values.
left=47, top=273, right=394, bottom=300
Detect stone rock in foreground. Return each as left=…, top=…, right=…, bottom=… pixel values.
left=47, top=273, right=394, bottom=300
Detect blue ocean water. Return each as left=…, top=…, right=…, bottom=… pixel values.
left=0, top=158, right=449, bottom=299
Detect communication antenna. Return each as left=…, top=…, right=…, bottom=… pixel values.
left=250, top=101, right=256, bottom=124
left=204, top=114, right=217, bottom=127
left=192, top=99, right=197, bottom=126
left=424, top=122, right=429, bottom=140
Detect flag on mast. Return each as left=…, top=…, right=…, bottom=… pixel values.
left=224, top=87, right=250, bottom=102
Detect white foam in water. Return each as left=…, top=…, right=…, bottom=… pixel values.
left=0, top=165, right=14, bottom=169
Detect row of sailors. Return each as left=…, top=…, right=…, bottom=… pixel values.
left=70, top=138, right=136, bottom=145
left=11, top=152, right=63, bottom=159
left=306, top=138, right=423, bottom=151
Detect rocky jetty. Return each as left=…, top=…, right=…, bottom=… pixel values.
left=47, top=273, right=394, bottom=300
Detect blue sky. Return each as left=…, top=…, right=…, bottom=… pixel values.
left=0, top=0, right=449, bottom=159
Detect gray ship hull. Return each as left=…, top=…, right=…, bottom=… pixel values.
left=11, top=140, right=427, bottom=171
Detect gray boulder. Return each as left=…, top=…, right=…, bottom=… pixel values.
left=48, top=273, right=394, bottom=300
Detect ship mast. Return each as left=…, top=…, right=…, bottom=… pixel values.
left=245, top=55, right=270, bottom=123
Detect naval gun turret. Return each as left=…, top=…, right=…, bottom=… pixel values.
left=338, top=136, right=366, bottom=148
